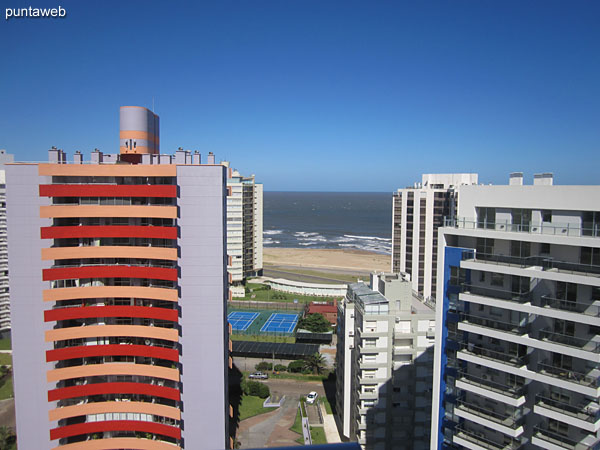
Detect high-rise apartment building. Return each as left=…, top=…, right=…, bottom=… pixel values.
left=336, top=273, right=435, bottom=449
left=431, top=173, right=600, bottom=450
left=7, top=107, right=231, bottom=450
left=391, top=174, right=478, bottom=303
left=0, top=149, right=15, bottom=339
left=222, top=162, right=263, bottom=297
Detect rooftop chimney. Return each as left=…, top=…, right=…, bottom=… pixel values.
left=534, top=173, right=553, bottom=186
left=509, top=172, right=523, bottom=186
left=207, top=152, right=215, bottom=164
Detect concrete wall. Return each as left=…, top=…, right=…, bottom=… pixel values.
left=6, top=164, right=53, bottom=450
left=177, top=164, right=229, bottom=449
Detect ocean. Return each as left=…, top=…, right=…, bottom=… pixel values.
left=263, top=192, right=393, bottom=254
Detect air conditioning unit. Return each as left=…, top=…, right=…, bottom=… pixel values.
left=144, top=339, right=151, bottom=346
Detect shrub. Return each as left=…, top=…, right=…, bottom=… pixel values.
left=288, top=359, right=305, bottom=373
left=274, top=364, right=287, bottom=372
left=255, top=362, right=272, bottom=371
left=242, top=380, right=270, bottom=399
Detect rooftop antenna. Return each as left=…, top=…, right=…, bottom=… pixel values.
left=152, top=97, right=155, bottom=112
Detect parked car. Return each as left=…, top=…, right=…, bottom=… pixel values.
left=248, top=371, right=268, bottom=380
left=306, top=391, right=318, bottom=404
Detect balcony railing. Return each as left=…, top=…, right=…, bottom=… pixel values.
left=533, top=426, right=579, bottom=450
left=454, top=426, right=522, bottom=450
left=462, top=252, right=600, bottom=277
left=539, top=329, right=600, bottom=353
left=458, top=343, right=527, bottom=367
left=461, top=313, right=528, bottom=335
left=457, top=370, right=526, bottom=399
left=541, top=295, right=600, bottom=317
left=535, top=394, right=600, bottom=423
left=538, top=361, right=599, bottom=388
left=445, top=217, right=600, bottom=238
left=462, top=283, right=531, bottom=303
left=455, top=398, right=523, bottom=428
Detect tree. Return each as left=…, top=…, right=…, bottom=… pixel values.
left=297, top=313, right=331, bottom=333
left=303, top=352, right=326, bottom=375
left=0, top=426, right=16, bottom=449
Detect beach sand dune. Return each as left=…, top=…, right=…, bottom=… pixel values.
left=263, top=247, right=390, bottom=273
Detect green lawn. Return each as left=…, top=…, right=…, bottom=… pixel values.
left=240, top=283, right=338, bottom=304
left=0, top=339, right=11, bottom=351
left=242, top=370, right=329, bottom=382
left=0, top=354, right=12, bottom=366
left=262, top=266, right=366, bottom=284
left=321, top=397, right=333, bottom=414
left=0, top=376, right=13, bottom=401
left=310, top=426, right=327, bottom=444
left=238, top=395, right=276, bottom=421
left=289, top=408, right=302, bottom=435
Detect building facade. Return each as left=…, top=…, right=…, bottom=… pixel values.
left=223, top=162, right=263, bottom=297
left=432, top=174, right=600, bottom=450
left=391, top=174, right=478, bottom=303
left=0, top=150, right=14, bottom=339
left=7, top=107, right=231, bottom=450
left=336, top=273, right=435, bottom=449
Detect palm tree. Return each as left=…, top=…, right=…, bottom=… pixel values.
left=303, top=352, right=326, bottom=375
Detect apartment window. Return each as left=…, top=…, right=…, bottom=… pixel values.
left=541, top=210, right=552, bottom=223
left=548, top=419, right=569, bottom=436
left=479, top=271, right=485, bottom=282
left=556, top=282, right=577, bottom=302
left=581, top=247, right=600, bottom=266
left=511, top=208, right=532, bottom=232
left=510, top=240, right=531, bottom=258
left=476, top=207, right=496, bottom=229
left=450, top=266, right=466, bottom=286
left=582, top=211, right=600, bottom=237
left=476, top=238, right=494, bottom=256
left=491, top=273, right=503, bottom=287
left=540, top=242, right=551, bottom=254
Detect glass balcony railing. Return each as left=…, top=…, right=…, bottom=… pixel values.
left=533, top=426, right=579, bottom=450
left=541, top=295, right=600, bottom=317
left=455, top=398, right=523, bottom=428
left=538, top=361, right=600, bottom=388
left=461, top=283, right=531, bottom=303
left=454, top=426, right=522, bottom=450
left=458, top=343, right=527, bottom=367
left=445, top=217, right=600, bottom=238
left=539, top=329, right=600, bottom=353
left=535, top=394, right=600, bottom=424
left=457, top=370, right=526, bottom=399
left=460, top=313, right=528, bottom=335
left=462, top=252, right=600, bottom=277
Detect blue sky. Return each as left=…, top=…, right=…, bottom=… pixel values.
left=1, top=1, right=598, bottom=191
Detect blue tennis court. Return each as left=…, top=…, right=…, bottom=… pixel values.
left=228, top=311, right=259, bottom=331
left=260, top=313, right=299, bottom=333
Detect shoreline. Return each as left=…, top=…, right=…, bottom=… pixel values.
left=263, top=247, right=390, bottom=273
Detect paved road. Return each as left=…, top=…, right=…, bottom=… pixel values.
left=263, top=267, right=357, bottom=284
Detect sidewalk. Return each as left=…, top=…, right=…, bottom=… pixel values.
left=321, top=403, right=341, bottom=443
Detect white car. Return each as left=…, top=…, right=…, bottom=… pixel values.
left=306, top=391, right=318, bottom=404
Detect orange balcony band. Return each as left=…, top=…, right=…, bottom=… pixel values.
left=46, top=344, right=179, bottom=363
left=45, top=324, right=178, bottom=343
left=39, top=184, right=176, bottom=198
left=42, top=266, right=177, bottom=282
left=120, top=130, right=160, bottom=144
left=40, top=205, right=177, bottom=219
left=44, top=305, right=178, bottom=323
left=51, top=438, right=181, bottom=450
left=47, top=363, right=180, bottom=383
left=49, top=420, right=181, bottom=440
left=41, top=246, right=177, bottom=261
left=49, top=401, right=181, bottom=422
left=43, top=286, right=177, bottom=302
left=41, top=225, right=177, bottom=240
left=48, top=382, right=180, bottom=402
left=38, top=163, right=176, bottom=177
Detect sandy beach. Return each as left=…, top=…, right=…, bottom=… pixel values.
left=263, top=247, right=390, bottom=272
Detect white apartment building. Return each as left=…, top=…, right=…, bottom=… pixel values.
left=432, top=173, right=600, bottom=450
left=392, top=174, right=478, bottom=304
left=336, top=272, right=436, bottom=450
left=0, top=150, right=14, bottom=338
left=223, top=160, right=263, bottom=296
